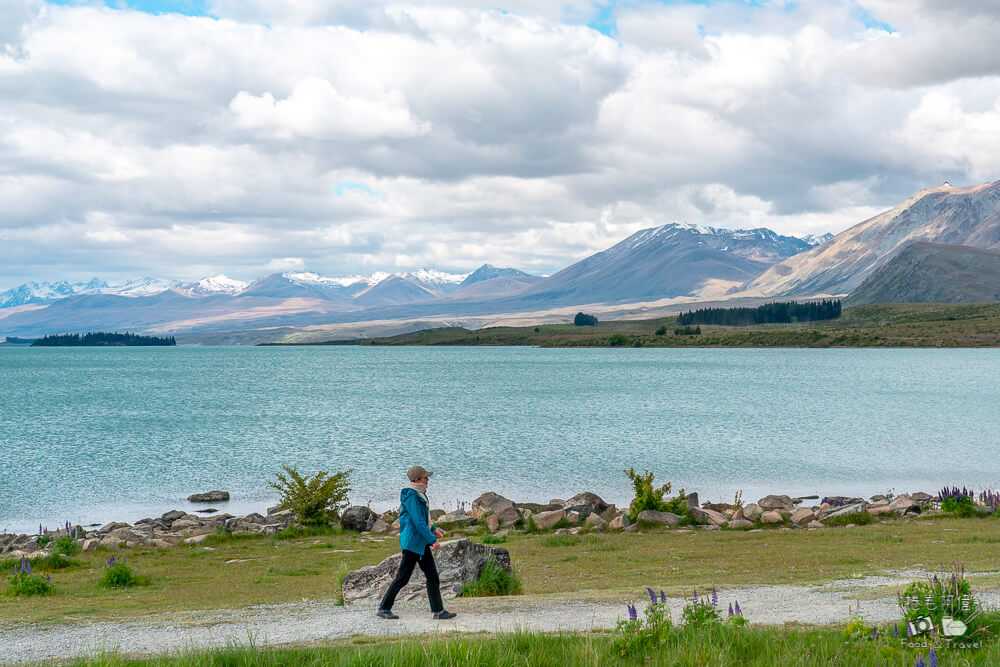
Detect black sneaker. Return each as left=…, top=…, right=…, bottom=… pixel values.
left=376, top=609, right=399, bottom=619
left=433, top=610, right=457, bottom=620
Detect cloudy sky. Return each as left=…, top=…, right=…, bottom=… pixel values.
left=2, top=0, right=1000, bottom=288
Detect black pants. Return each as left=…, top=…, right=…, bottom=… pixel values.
left=379, top=545, right=443, bottom=613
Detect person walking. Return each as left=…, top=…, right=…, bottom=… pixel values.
left=376, top=465, right=457, bottom=620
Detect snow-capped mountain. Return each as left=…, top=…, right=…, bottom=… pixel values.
left=0, top=277, right=182, bottom=309
left=182, top=275, right=251, bottom=296
left=798, top=233, right=834, bottom=246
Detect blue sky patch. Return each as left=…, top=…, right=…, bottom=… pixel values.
left=333, top=182, right=381, bottom=199
left=47, top=0, right=211, bottom=17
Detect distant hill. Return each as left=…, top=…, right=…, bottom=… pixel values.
left=458, top=264, right=533, bottom=288
left=845, top=243, right=1000, bottom=306
left=513, top=223, right=813, bottom=305
left=747, top=180, right=1000, bottom=297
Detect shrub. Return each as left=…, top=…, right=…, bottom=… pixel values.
left=268, top=465, right=353, bottom=526
left=682, top=596, right=721, bottom=628
left=612, top=589, right=673, bottom=657
left=607, top=333, right=630, bottom=346
left=4, top=558, right=53, bottom=597
left=574, top=312, right=598, bottom=326
left=98, top=556, right=150, bottom=589
left=625, top=468, right=676, bottom=522
left=942, top=495, right=978, bottom=518
left=461, top=556, right=522, bottom=597
left=52, top=534, right=81, bottom=556
left=654, top=325, right=667, bottom=336
left=674, top=326, right=701, bottom=336
left=481, top=535, right=507, bottom=544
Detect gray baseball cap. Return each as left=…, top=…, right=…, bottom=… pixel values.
left=407, top=465, right=434, bottom=481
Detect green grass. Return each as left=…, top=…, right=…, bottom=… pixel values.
left=822, top=511, right=876, bottom=527
left=460, top=556, right=523, bottom=597
left=307, top=302, right=1000, bottom=348
left=68, top=624, right=1000, bottom=666
left=6, top=516, right=1000, bottom=626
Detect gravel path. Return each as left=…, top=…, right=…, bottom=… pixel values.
left=3, top=572, right=999, bottom=665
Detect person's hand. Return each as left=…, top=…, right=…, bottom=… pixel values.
left=432, top=541, right=441, bottom=551
left=434, top=528, right=445, bottom=539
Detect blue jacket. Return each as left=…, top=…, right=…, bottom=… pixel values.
left=399, top=487, right=438, bottom=554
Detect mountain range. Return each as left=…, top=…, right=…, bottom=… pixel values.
left=4, top=177, right=1000, bottom=342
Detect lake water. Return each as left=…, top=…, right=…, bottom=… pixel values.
left=1, top=346, right=998, bottom=533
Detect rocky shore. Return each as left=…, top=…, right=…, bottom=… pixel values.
left=0, top=487, right=953, bottom=563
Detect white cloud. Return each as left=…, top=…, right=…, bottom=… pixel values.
left=1, top=0, right=1000, bottom=288
left=266, top=257, right=306, bottom=272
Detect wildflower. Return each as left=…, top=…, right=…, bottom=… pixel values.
left=893, top=624, right=899, bottom=639
left=728, top=603, right=734, bottom=617
left=734, top=600, right=742, bottom=616
left=907, top=623, right=913, bottom=638
left=929, top=648, right=938, bottom=667
left=660, top=590, right=666, bottom=604
left=46, top=575, right=51, bottom=582
left=711, top=585, right=718, bottom=608
left=647, top=587, right=657, bottom=605
left=627, top=603, right=638, bottom=621
left=692, top=588, right=698, bottom=604
left=915, top=654, right=926, bottom=667
left=872, top=627, right=878, bottom=640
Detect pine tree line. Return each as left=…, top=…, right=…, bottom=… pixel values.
left=677, top=300, right=842, bottom=327
left=31, top=332, right=176, bottom=347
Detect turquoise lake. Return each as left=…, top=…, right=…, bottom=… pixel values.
left=1, top=346, right=998, bottom=533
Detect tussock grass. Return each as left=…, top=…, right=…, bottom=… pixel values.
left=460, top=556, right=522, bottom=597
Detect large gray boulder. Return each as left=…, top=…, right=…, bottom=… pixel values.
left=341, top=506, right=379, bottom=532
left=690, top=507, right=727, bottom=526
left=341, top=538, right=511, bottom=604
left=471, top=492, right=520, bottom=527
left=818, top=502, right=868, bottom=522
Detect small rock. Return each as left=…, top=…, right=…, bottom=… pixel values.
left=758, top=495, right=794, bottom=511
left=81, top=539, right=99, bottom=551
left=187, top=491, right=230, bottom=503
left=807, top=520, right=825, bottom=529
left=869, top=504, right=894, bottom=516
left=99, top=522, right=130, bottom=534
left=789, top=508, right=815, bottom=526
left=585, top=513, right=607, bottom=531
left=624, top=523, right=639, bottom=532
left=818, top=502, right=868, bottom=522
left=608, top=514, right=627, bottom=531
left=341, top=506, right=379, bottom=533
left=727, top=519, right=752, bottom=529
left=760, top=511, right=784, bottom=525
left=429, top=509, right=445, bottom=520
left=196, top=508, right=218, bottom=514
left=161, top=510, right=185, bottom=522
left=532, top=509, right=566, bottom=530
left=184, top=534, right=210, bottom=545
left=436, top=510, right=476, bottom=527
left=563, top=492, right=611, bottom=516
left=741, top=503, right=762, bottom=522
left=515, top=502, right=562, bottom=513
left=565, top=511, right=582, bottom=525
left=370, top=519, right=389, bottom=534
left=689, top=507, right=727, bottom=526
left=686, top=492, right=699, bottom=508
left=485, top=515, right=500, bottom=533
left=636, top=510, right=681, bottom=527
left=911, top=492, right=932, bottom=503
left=471, top=492, right=520, bottom=527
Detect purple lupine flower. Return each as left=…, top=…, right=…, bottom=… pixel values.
left=647, top=587, right=657, bottom=605
left=692, top=588, right=698, bottom=604
left=46, top=575, right=51, bottom=582
left=893, top=624, right=899, bottom=639
left=907, top=623, right=913, bottom=638
left=872, top=627, right=878, bottom=640
left=660, top=590, right=666, bottom=604
left=734, top=600, right=742, bottom=616
left=929, top=648, right=938, bottom=667
left=728, top=603, right=734, bottom=616
left=711, top=585, right=718, bottom=608
left=915, top=654, right=926, bottom=667
left=627, top=603, right=637, bottom=621
left=933, top=574, right=938, bottom=584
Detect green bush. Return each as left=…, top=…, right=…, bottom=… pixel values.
left=607, top=333, right=630, bottom=346
left=942, top=494, right=979, bottom=518
left=682, top=598, right=722, bottom=628
left=461, top=556, right=522, bottom=597
left=654, top=325, right=667, bottom=336
left=52, top=534, right=81, bottom=556
left=268, top=465, right=353, bottom=526
left=4, top=559, right=53, bottom=597
left=98, top=556, right=150, bottom=589
left=625, top=468, right=676, bottom=522
left=481, top=535, right=507, bottom=544
left=612, top=598, right=673, bottom=657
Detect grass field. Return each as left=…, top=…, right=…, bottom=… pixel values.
left=4, top=515, right=1000, bottom=627
left=67, top=625, right=1000, bottom=666
left=314, top=303, right=1000, bottom=347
